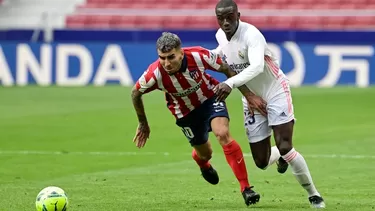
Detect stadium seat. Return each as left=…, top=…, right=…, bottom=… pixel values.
left=285, top=4, right=309, bottom=9
left=85, top=16, right=112, bottom=28
left=65, top=0, right=375, bottom=30
left=65, top=15, right=87, bottom=28
left=136, top=16, right=165, bottom=29
left=337, top=3, right=357, bottom=9
left=171, top=3, right=198, bottom=9
left=346, top=16, right=375, bottom=29
left=322, top=16, right=348, bottom=29
left=268, top=16, right=296, bottom=29
left=295, top=17, right=324, bottom=29
left=241, top=16, right=269, bottom=29
left=110, top=15, right=138, bottom=28
left=186, top=16, right=218, bottom=29
left=310, top=3, right=337, bottom=9
left=257, top=3, right=282, bottom=9
left=163, top=16, right=189, bottom=29
left=292, top=0, right=316, bottom=4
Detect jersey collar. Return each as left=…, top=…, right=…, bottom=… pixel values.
left=178, top=54, right=188, bottom=72
left=230, top=20, right=242, bottom=41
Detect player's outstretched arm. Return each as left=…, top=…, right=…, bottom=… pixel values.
left=201, top=50, right=255, bottom=98
left=131, top=64, right=159, bottom=148
left=131, top=87, right=148, bottom=124
left=217, top=63, right=254, bottom=96
left=201, top=48, right=267, bottom=115
left=223, top=28, right=266, bottom=89
left=131, top=87, right=150, bottom=148
left=216, top=63, right=267, bottom=116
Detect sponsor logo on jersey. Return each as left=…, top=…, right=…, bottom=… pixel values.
left=229, top=62, right=250, bottom=72
left=171, top=81, right=203, bottom=97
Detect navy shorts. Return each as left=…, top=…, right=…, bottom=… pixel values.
left=176, top=97, right=230, bottom=146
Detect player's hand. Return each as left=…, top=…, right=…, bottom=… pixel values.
left=246, top=95, right=268, bottom=117
left=214, top=83, right=232, bottom=101
left=133, top=122, right=150, bottom=148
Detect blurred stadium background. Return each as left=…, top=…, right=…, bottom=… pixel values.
left=1, top=0, right=375, bottom=29
left=0, top=0, right=374, bottom=86
left=0, top=0, right=375, bottom=210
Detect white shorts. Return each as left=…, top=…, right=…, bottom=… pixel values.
left=243, top=91, right=295, bottom=144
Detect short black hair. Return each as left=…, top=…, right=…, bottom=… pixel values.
left=156, top=32, right=182, bottom=53
left=216, top=0, right=238, bottom=11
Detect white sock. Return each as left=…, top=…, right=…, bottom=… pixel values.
left=282, top=148, right=320, bottom=197
left=266, top=146, right=280, bottom=168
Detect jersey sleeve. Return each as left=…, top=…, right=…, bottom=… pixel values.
left=224, top=27, right=266, bottom=89
left=198, top=47, right=223, bottom=71
left=213, top=31, right=225, bottom=58
left=211, top=45, right=224, bottom=58
left=135, top=64, right=160, bottom=94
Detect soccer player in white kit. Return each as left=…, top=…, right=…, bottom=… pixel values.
left=212, top=0, right=325, bottom=208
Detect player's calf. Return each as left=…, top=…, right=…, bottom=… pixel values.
left=273, top=121, right=323, bottom=205
left=270, top=129, right=291, bottom=174
left=192, top=142, right=213, bottom=170
left=253, top=158, right=268, bottom=170
left=245, top=112, right=284, bottom=172
left=249, top=137, right=272, bottom=170
left=249, top=136, right=283, bottom=172
left=211, top=117, right=253, bottom=192
left=192, top=143, right=219, bottom=185
left=272, top=122, right=294, bottom=155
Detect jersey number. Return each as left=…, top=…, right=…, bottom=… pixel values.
left=213, top=102, right=225, bottom=109
left=244, top=111, right=255, bottom=126
left=213, top=102, right=224, bottom=106
left=181, top=127, right=195, bottom=139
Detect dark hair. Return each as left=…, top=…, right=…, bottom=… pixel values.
left=216, top=0, right=238, bottom=11
left=156, top=32, right=182, bottom=53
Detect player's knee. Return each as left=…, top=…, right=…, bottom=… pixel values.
left=213, top=127, right=230, bottom=146
left=192, top=143, right=213, bottom=161
left=275, top=135, right=293, bottom=155
left=273, top=122, right=294, bottom=155
left=254, top=159, right=269, bottom=170
left=200, top=153, right=212, bottom=161
left=253, top=153, right=270, bottom=170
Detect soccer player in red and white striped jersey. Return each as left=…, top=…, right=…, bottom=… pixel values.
left=131, top=32, right=264, bottom=206
left=135, top=45, right=221, bottom=119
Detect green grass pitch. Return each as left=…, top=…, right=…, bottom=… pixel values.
left=0, top=86, right=375, bottom=211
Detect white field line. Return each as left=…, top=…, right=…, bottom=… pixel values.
left=0, top=150, right=374, bottom=159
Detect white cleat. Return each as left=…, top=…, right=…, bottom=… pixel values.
left=309, top=195, right=326, bottom=209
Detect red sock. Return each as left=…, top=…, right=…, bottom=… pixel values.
left=192, top=149, right=211, bottom=169
left=222, top=140, right=250, bottom=192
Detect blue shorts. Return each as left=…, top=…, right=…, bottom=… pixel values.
left=176, top=97, right=230, bottom=146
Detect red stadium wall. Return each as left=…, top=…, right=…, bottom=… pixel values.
left=65, top=0, right=375, bottom=30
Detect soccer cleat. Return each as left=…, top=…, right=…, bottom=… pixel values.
left=309, top=195, right=326, bottom=209
left=276, top=157, right=289, bottom=174
left=200, top=165, right=219, bottom=185
left=242, top=186, right=260, bottom=206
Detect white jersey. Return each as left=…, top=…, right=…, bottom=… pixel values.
left=215, top=21, right=295, bottom=142
left=215, top=21, right=289, bottom=104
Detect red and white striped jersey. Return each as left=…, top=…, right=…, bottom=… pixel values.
left=135, top=46, right=223, bottom=119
